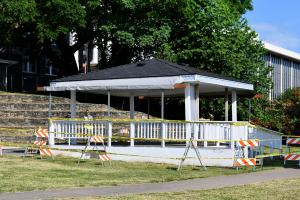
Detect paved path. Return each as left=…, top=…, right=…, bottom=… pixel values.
left=0, top=168, right=299, bottom=200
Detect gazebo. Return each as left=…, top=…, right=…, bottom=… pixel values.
left=45, top=58, right=282, bottom=166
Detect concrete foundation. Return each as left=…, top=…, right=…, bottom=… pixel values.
left=52, top=145, right=235, bottom=167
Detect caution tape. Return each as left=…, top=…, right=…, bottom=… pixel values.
left=283, top=135, right=300, bottom=138
left=46, top=131, right=286, bottom=143
left=49, top=117, right=250, bottom=126
left=0, top=127, right=34, bottom=132
left=255, top=151, right=300, bottom=159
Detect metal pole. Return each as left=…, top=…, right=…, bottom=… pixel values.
left=107, top=91, right=111, bottom=117
left=161, top=91, right=164, bottom=120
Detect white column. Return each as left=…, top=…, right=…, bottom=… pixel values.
left=130, top=95, right=135, bottom=119
left=195, top=84, right=200, bottom=121
left=185, top=83, right=196, bottom=121
left=107, top=91, right=111, bottom=117
left=48, top=121, right=55, bottom=146
left=161, top=91, right=164, bottom=119
left=185, top=83, right=197, bottom=144
left=107, top=121, right=112, bottom=147
left=129, top=95, right=135, bottom=146
left=70, top=90, right=76, bottom=118
left=231, top=90, right=237, bottom=122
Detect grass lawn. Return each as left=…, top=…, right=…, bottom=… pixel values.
left=59, top=178, right=300, bottom=200
left=0, top=155, right=272, bottom=193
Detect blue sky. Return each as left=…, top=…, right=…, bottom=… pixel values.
left=245, top=0, right=300, bottom=52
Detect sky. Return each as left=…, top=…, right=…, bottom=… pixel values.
left=245, top=0, right=300, bottom=53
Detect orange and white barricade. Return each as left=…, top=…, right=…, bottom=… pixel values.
left=284, top=154, right=300, bottom=161
left=99, top=153, right=111, bottom=162
left=234, top=158, right=256, bottom=167
left=35, top=128, right=49, bottom=138
left=78, top=135, right=111, bottom=165
left=234, top=139, right=260, bottom=169
left=39, top=148, right=53, bottom=158
left=33, top=140, right=47, bottom=147
left=285, top=137, right=300, bottom=166
left=90, top=136, right=104, bottom=143
left=287, top=138, right=300, bottom=145
left=238, top=139, right=259, bottom=147
left=33, top=128, right=48, bottom=149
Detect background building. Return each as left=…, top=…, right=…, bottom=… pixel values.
left=263, top=42, right=300, bottom=100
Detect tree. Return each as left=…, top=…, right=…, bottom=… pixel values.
left=0, top=1, right=261, bottom=77
left=251, top=88, right=300, bottom=135
left=0, top=0, right=89, bottom=75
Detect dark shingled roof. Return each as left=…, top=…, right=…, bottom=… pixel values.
left=53, top=58, right=249, bottom=84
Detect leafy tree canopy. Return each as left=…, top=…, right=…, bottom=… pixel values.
left=0, top=0, right=269, bottom=95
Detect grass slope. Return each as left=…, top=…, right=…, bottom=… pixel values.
left=0, top=156, right=267, bottom=193
left=61, top=178, right=300, bottom=200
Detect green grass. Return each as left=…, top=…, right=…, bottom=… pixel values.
left=60, top=178, right=300, bottom=200
left=0, top=155, right=272, bottom=193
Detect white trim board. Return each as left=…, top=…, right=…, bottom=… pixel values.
left=46, top=75, right=253, bottom=93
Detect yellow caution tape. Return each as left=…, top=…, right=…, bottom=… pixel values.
left=47, top=131, right=286, bottom=142
left=255, top=151, right=300, bottom=159
left=0, top=127, right=34, bottom=132
left=48, top=117, right=250, bottom=126
left=283, top=135, right=300, bottom=138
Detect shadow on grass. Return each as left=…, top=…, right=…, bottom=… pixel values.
left=262, top=156, right=300, bottom=169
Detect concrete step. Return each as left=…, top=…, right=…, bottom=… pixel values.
left=0, top=118, right=48, bottom=126
left=0, top=102, right=109, bottom=111
left=0, top=110, right=133, bottom=118
left=0, top=93, right=70, bottom=103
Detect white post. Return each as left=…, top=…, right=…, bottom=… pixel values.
left=70, top=90, right=76, bottom=118
left=161, top=91, right=164, bottom=119
left=107, top=121, right=112, bottom=147
left=48, top=121, right=55, bottom=146
left=185, top=83, right=195, bottom=121
left=161, top=123, right=166, bottom=148
left=107, top=91, right=111, bottom=117
left=230, top=125, right=236, bottom=150
left=231, top=90, right=237, bottom=122
left=130, top=95, right=135, bottom=146
left=195, top=84, right=200, bottom=121
left=185, top=83, right=196, bottom=145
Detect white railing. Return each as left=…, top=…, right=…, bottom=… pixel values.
left=48, top=119, right=250, bottom=148
left=49, top=120, right=111, bottom=146
left=194, top=122, right=233, bottom=147
left=165, top=122, right=187, bottom=140
left=135, top=122, right=162, bottom=139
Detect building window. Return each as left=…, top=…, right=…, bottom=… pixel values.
left=22, top=56, right=36, bottom=73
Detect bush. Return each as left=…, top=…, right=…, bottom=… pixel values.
left=251, top=88, right=300, bottom=135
